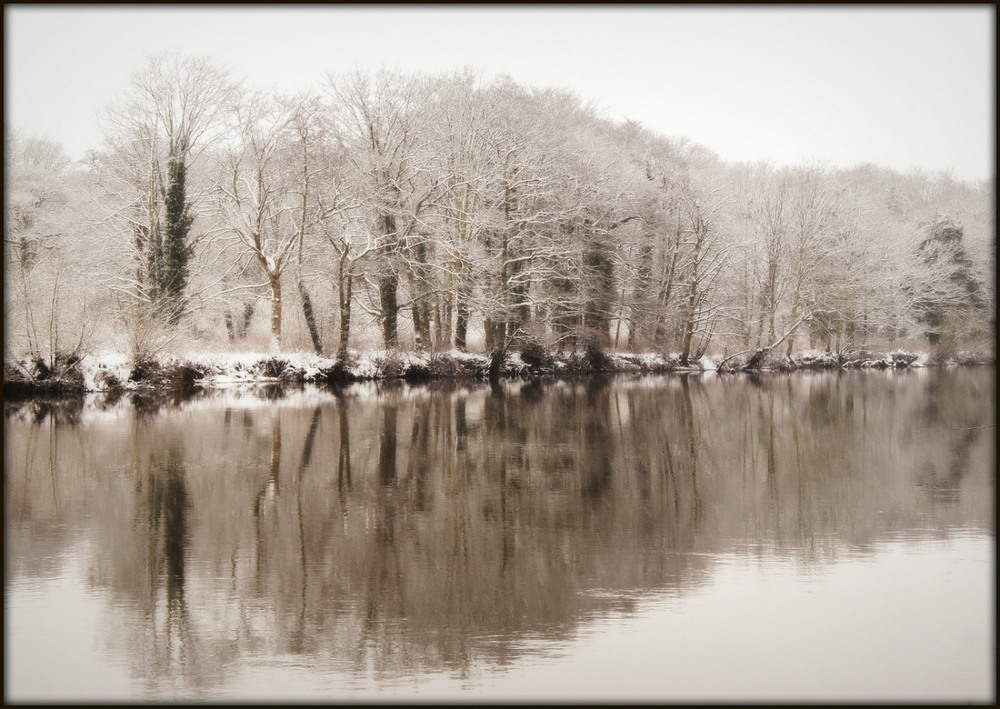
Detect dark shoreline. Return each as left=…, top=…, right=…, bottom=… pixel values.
left=3, top=347, right=995, bottom=404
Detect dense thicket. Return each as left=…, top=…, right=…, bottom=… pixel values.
left=5, top=57, right=995, bottom=365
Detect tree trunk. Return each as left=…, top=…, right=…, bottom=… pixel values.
left=488, top=349, right=503, bottom=382
left=408, top=238, right=433, bottom=351
left=298, top=279, right=322, bottom=355
left=412, top=301, right=427, bottom=351
left=434, top=297, right=447, bottom=351
left=269, top=274, right=282, bottom=352
left=419, top=300, right=432, bottom=351
left=455, top=294, right=469, bottom=351
left=484, top=318, right=505, bottom=352
left=785, top=297, right=800, bottom=358
left=338, top=273, right=353, bottom=358
left=766, top=272, right=778, bottom=344
left=222, top=303, right=252, bottom=342
left=379, top=274, right=398, bottom=350
left=240, top=302, right=254, bottom=338
left=680, top=326, right=694, bottom=366
left=680, top=280, right=698, bottom=365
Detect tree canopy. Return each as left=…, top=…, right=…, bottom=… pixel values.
left=4, top=57, right=995, bottom=364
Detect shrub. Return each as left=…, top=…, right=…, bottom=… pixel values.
left=254, top=357, right=288, bottom=378
left=426, top=353, right=473, bottom=378
left=164, top=363, right=203, bottom=393
left=889, top=351, right=919, bottom=368
left=94, top=368, right=123, bottom=391
left=374, top=353, right=404, bottom=378
left=582, top=342, right=609, bottom=372
left=403, top=360, right=433, bottom=381
left=519, top=339, right=553, bottom=371
left=128, top=357, right=163, bottom=384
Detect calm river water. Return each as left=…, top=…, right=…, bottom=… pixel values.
left=4, top=368, right=995, bottom=703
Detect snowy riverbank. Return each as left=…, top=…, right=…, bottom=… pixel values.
left=3, top=345, right=994, bottom=401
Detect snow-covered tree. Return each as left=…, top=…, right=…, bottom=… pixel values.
left=214, top=92, right=317, bottom=352
left=5, top=131, right=103, bottom=367
left=7, top=56, right=995, bottom=365
left=910, top=214, right=988, bottom=346
left=95, top=53, right=236, bottom=330
left=325, top=70, right=442, bottom=350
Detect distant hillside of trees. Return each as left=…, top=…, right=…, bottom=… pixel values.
left=5, top=54, right=995, bottom=369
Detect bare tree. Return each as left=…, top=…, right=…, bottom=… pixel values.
left=287, top=94, right=334, bottom=354
left=5, top=131, right=103, bottom=368
left=14, top=57, right=994, bottom=365
left=325, top=70, right=441, bottom=350
left=779, top=163, right=843, bottom=356
left=676, top=189, right=735, bottom=364
left=214, top=91, right=309, bottom=352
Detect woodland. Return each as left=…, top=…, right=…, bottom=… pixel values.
left=5, top=55, right=995, bottom=389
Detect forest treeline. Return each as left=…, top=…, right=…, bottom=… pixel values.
left=5, top=54, right=995, bottom=371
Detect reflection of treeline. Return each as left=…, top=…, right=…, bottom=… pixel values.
left=4, top=369, right=993, bottom=681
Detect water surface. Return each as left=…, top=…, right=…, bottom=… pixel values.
left=4, top=368, right=995, bottom=702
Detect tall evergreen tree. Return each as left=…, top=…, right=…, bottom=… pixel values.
left=913, top=215, right=985, bottom=344
left=159, top=154, right=194, bottom=322
left=97, top=53, right=234, bottom=334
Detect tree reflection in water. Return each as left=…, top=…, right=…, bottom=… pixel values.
left=141, top=446, right=190, bottom=683
left=3, top=368, right=994, bottom=694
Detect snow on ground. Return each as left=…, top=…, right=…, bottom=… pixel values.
left=5, top=345, right=978, bottom=403
left=6, top=346, right=986, bottom=426
left=79, top=352, right=132, bottom=392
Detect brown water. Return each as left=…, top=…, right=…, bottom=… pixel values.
left=4, top=368, right=995, bottom=702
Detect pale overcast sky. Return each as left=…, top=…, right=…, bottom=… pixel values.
left=4, top=5, right=995, bottom=182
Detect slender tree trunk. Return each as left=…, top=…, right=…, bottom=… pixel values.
left=654, top=233, right=681, bottom=348
left=435, top=297, right=448, bottom=351
left=298, top=280, right=322, bottom=354
left=785, top=299, right=799, bottom=358
left=765, top=261, right=778, bottom=344
left=680, top=221, right=702, bottom=365
left=377, top=209, right=399, bottom=350
left=379, top=273, right=398, bottom=350
left=628, top=244, right=652, bottom=351
left=409, top=239, right=433, bottom=351
left=497, top=198, right=514, bottom=351
left=486, top=318, right=505, bottom=352
left=295, top=118, right=321, bottom=355
left=412, top=301, right=426, bottom=351
left=269, top=274, right=282, bottom=352
left=221, top=302, right=252, bottom=342
left=338, top=273, right=353, bottom=357
left=241, top=302, right=254, bottom=338
left=420, top=301, right=432, bottom=349
left=680, top=284, right=698, bottom=364
left=455, top=291, right=469, bottom=351
left=680, top=323, right=695, bottom=365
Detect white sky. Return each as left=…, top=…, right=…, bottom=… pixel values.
left=4, top=5, right=995, bottom=182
